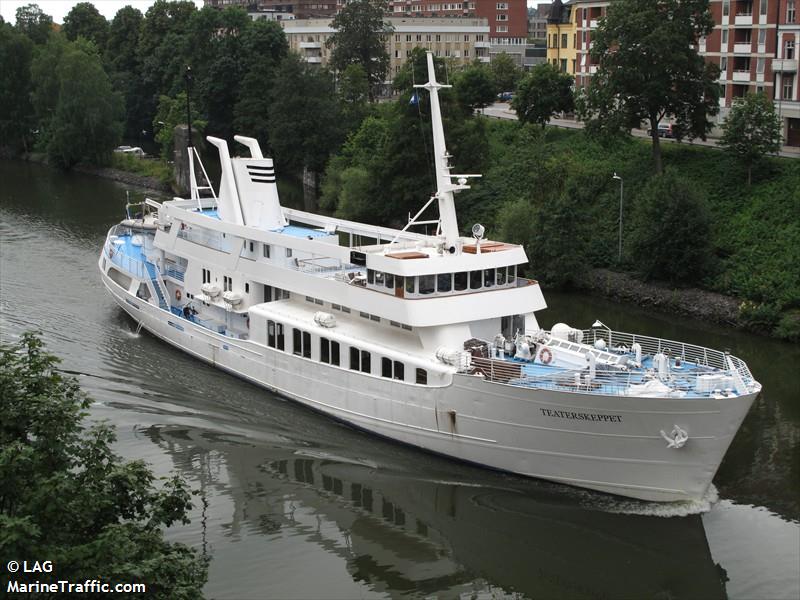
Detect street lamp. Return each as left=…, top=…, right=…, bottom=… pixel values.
left=612, top=172, right=623, bottom=262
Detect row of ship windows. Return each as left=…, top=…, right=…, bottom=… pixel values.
left=305, top=296, right=414, bottom=330
left=366, top=266, right=518, bottom=295
left=266, top=321, right=428, bottom=384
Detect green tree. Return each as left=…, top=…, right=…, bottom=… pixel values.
left=512, top=63, right=574, bottom=128
left=106, top=5, right=147, bottom=138
left=62, top=2, right=109, bottom=48
left=14, top=3, right=52, bottom=45
left=268, top=54, right=345, bottom=175
left=326, top=0, right=392, bottom=100
left=45, top=41, right=124, bottom=168
left=454, top=64, right=496, bottom=113
left=153, top=92, right=206, bottom=160
left=720, top=92, right=782, bottom=185
left=0, top=333, right=208, bottom=598
left=628, top=169, right=712, bottom=284
left=490, top=52, right=521, bottom=93
left=578, top=0, right=719, bottom=173
left=0, top=23, right=35, bottom=153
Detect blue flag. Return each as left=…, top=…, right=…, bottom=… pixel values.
left=409, top=92, right=419, bottom=106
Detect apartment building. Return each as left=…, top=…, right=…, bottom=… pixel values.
left=281, top=17, right=491, bottom=78
left=546, top=0, right=578, bottom=75
left=703, top=0, right=799, bottom=145
left=528, top=4, right=550, bottom=41
left=205, top=0, right=338, bottom=19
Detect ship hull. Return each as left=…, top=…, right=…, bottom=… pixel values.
left=101, top=268, right=757, bottom=503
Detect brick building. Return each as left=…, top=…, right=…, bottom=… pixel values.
left=205, top=0, right=338, bottom=19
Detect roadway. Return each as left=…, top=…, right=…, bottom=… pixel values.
left=481, top=103, right=800, bottom=158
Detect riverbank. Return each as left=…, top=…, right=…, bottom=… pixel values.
left=580, top=268, right=742, bottom=327
left=73, top=162, right=172, bottom=193
left=15, top=151, right=173, bottom=193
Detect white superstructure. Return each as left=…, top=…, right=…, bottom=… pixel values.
left=99, top=53, right=761, bottom=503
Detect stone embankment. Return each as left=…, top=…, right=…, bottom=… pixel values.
left=73, top=164, right=172, bottom=193
left=581, top=268, right=742, bottom=327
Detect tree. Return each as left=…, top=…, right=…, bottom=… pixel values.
left=578, top=0, right=720, bottom=173
left=43, top=41, right=124, bottom=168
left=62, top=2, right=109, bottom=48
left=14, top=3, right=52, bottom=45
left=153, top=92, right=206, bottom=160
left=326, top=0, right=393, bottom=100
left=490, top=52, right=521, bottom=93
left=720, top=92, right=782, bottom=185
left=454, top=64, right=496, bottom=113
left=106, top=5, right=146, bottom=138
left=628, top=169, right=712, bottom=284
left=0, top=333, right=208, bottom=598
left=0, top=23, right=35, bottom=153
left=512, top=63, right=574, bottom=128
left=268, top=54, right=345, bottom=175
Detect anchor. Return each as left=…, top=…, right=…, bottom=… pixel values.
left=660, top=425, right=689, bottom=449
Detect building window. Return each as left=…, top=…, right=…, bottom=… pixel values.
left=757, top=57, right=765, bottom=73
left=784, top=76, right=795, bottom=100
left=786, top=40, right=795, bottom=60
left=760, top=0, right=768, bottom=16
left=722, top=29, right=728, bottom=45
left=263, top=244, right=270, bottom=258
left=721, top=56, right=728, bottom=74
left=561, top=58, right=568, bottom=72
left=561, top=33, right=568, bottom=48
left=496, top=2, right=508, bottom=8
left=723, top=0, right=730, bottom=16
left=497, top=14, right=508, bottom=21
left=759, top=28, right=767, bottom=45
left=788, top=1, right=796, bottom=22
left=416, top=368, right=428, bottom=385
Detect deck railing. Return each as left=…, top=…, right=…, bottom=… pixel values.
left=104, top=226, right=146, bottom=279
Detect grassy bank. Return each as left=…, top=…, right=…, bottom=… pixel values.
left=110, top=153, right=172, bottom=186
left=459, top=120, right=800, bottom=341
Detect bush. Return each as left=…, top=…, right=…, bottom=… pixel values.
left=111, top=153, right=172, bottom=185
left=0, top=333, right=208, bottom=598
left=628, top=169, right=713, bottom=285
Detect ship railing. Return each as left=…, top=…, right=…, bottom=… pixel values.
left=507, top=368, right=638, bottom=396
left=289, top=256, right=361, bottom=278
left=176, top=224, right=230, bottom=252
left=163, top=261, right=186, bottom=282
left=579, top=327, right=756, bottom=383
left=104, top=227, right=146, bottom=279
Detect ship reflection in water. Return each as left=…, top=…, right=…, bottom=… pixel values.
left=143, top=424, right=728, bottom=599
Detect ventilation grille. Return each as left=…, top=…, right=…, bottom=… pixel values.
left=247, top=164, right=275, bottom=184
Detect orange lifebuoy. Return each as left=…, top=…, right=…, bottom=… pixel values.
left=175, top=289, right=182, bottom=301
left=539, top=347, right=553, bottom=365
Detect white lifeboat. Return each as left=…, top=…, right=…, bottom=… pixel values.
left=201, top=283, right=221, bottom=298
left=222, top=291, right=242, bottom=306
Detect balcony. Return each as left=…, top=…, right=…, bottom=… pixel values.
left=734, top=13, right=753, bottom=26
left=589, top=19, right=598, bottom=28
left=478, top=56, right=490, bottom=63
left=299, top=41, right=322, bottom=49
left=474, top=41, right=490, bottom=48
left=732, top=70, right=751, bottom=82
left=305, top=56, right=323, bottom=64
left=733, top=42, right=752, bottom=54
left=773, top=59, right=798, bottom=72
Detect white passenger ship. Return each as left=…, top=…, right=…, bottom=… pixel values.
left=99, top=53, right=760, bottom=503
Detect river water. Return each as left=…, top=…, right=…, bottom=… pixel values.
left=1, top=160, right=798, bottom=600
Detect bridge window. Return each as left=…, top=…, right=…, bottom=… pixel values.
left=405, top=276, right=415, bottom=294
left=350, top=348, right=371, bottom=373
left=293, top=328, right=312, bottom=358
left=496, top=267, right=506, bottom=285
left=484, top=269, right=495, bottom=287
left=416, top=368, right=427, bottom=385
left=419, top=275, right=435, bottom=295
left=470, top=270, right=482, bottom=290
left=437, top=273, right=452, bottom=293
left=454, top=271, right=468, bottom=291
left=381, top=358, right=406, bottom=380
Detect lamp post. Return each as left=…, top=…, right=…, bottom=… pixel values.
left=184, top=66, right=193, bottom=151
left=612, top=172, right=623, bottom=262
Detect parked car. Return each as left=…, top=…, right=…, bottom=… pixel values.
left=497, top=91, right=514, bottom=102
left=647, top=123, right=674, bottom=138
left=114, top=145, right=145, bottom=157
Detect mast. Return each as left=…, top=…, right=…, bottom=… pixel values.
left=414, top=52, right=466, bottom=248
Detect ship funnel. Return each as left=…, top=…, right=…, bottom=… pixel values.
left=231, top=135, right=286, bottom=231
left=207, top=136, right=245, bottom=225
